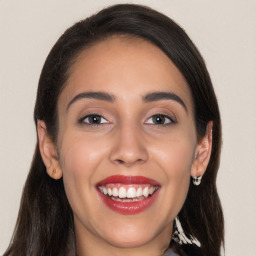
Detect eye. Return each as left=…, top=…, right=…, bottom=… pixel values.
left=80, top=114, right=108, bottom=125
left=145, top=114, right=175, bottom=126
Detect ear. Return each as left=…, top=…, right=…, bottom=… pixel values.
left=37, top=120, right=63, bottom=180
left=191, top=121, right=213, bottom=178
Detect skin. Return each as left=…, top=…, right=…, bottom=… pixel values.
left=38, top=36, right=212, bottom=256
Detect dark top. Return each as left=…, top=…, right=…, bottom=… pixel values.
left=164, top=243, right=203, bottom=256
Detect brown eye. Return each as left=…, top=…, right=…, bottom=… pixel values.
left=82, top=114, right=108, bottom=125
left=152, top=115, right=166, bottom=124
left=145, top=114, right=175, bottom=125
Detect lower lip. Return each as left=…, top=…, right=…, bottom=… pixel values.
left=97, top=189, right=160, bottom=215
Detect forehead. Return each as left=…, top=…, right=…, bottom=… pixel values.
left=59, top=36, right=194, bottom=113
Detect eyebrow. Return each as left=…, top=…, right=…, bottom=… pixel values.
left=66, top=92, right=115, bottom=112
left=66, top=90, right=187, bottom=112
left=143, top=91, right=187, bottom=112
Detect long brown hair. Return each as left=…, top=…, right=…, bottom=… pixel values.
left=4, top=4, right=224, bottom=256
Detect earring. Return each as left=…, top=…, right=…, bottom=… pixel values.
left=192, top=176, right=202, bottom=186
left=172, top=217, right=201, bottom=247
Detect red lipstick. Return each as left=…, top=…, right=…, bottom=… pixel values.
left=96, top=175, right=160, bottom=215
left=97, top=175, right=160, bottom=186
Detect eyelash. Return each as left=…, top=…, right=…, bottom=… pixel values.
left=78, top=113, right=176, bottom=127
left=145, top=114, right=176, bottom=127
left=78, top=113, right=109, bottom=127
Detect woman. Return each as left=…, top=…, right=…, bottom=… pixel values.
left=4, top=4, right=224, bottom=256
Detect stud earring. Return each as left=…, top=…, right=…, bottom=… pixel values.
left=192, top=176, right=202, bottom=186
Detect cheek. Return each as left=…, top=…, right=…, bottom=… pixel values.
left=151, top=128, right=195, bottom=175
left=59, top=130, right=108, bottom=172
left=58, top=132, right=109, bottom=205
left=150, top=130, right=195, bottom=214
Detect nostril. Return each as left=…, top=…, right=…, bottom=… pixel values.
left=116, top=159, right=125, bottom=164
left=115, top=158, right=144, bottom=165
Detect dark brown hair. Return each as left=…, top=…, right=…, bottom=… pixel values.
left=4, top=4, right=224, bottom=256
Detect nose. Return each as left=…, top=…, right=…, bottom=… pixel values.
left=109, top=124, right=148, bottom=167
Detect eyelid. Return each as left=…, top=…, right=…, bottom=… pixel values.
left=145, top=114, right=177, bottom=125
left=78, top=113, right=110, bottom=126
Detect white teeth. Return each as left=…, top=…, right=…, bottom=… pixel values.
left=127, top=187, right=137, bottom=198
left=102, top=187, right=107, bottom=195
left=107, top=188, right=112, bottom=196
left=112, top=187, right=118, bottom=197
left=142, top=187, right=149, bottom=198
left=136, top=187, right=143, bottom=197
left=119, top=187, right=126, bottom=198
left=149, top=186, right=155, bottom=195
left=99, top=185, right=158, bottom=199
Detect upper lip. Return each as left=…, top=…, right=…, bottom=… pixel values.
left=96, top=175, right=160, bottom=186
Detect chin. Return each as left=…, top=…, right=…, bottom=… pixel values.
left=97, top=218, right=169, bottom=249
left=103, top=230, right=154, bottom=248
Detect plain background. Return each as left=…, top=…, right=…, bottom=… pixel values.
left=0, top=0, right=255, bottom=255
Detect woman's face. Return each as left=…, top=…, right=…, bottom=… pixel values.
left=56, top=37, right=198, bottom=251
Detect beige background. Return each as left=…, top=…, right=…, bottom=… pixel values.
left=0, top=0, right=255, bottom=255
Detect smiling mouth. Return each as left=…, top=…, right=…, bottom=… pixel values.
left=98, top=184, right=159, bottom=202
left=96, top=175, right=160, bottom=214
